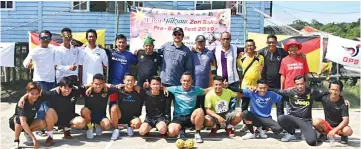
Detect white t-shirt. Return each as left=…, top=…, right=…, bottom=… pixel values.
left=78, top=46, right=108, bottom=85
left=55, top=45, right=80, bottom=83
left=23, top=46, right=56, bottom=82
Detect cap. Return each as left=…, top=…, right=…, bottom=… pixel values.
left=173, top=27, right=184, bottom=35
left=284, top=39, right=302, bottom=51
left=195, top=35, right=206, bottom=42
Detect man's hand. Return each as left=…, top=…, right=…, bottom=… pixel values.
left=248, top=86, right=257, bottom=92
left=299, top=52, right=307, bottom=60
left=143, top=81, right=150, bottom=89
left=68, top=65, right=77, bottom=71
left=85, top=87, right=93, bottom=96
left=26, top=59, right=33, bottom=69
left=134, top=86, right=141, bottom=93
left=33, top=138, right=39, bottom=149
left=223, top=80, right=229, bottom=88
left=216, top=116, right=226, bottom=127
left=18, top=93, right=29, bottom=108
left=344, top=99, right=350, bottom=107
left=55, top=86, right=61, bottom=94
left=327, top=129, right=337, bottom=138
left=163, top=87, right=169, bottom=97
left=116, top=84, right=125, bottom=89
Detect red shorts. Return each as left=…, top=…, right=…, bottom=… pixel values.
left=317, top=118, right=341, bottom=135
left=109, top=93, right=118, bottom=102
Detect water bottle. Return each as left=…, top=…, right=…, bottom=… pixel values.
left=329, top=136, right=335, bottom=147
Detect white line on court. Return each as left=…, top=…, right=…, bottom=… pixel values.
left=104, top=140, right=115, bottom=149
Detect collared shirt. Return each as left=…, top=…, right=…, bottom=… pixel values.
left=78, top=45, right=108, bottom=85
left=108, top=49, right=137, bottom=85
left=136, top=50, right=162, bottom=86
left=23, top=46, right=56, bottom=82
left=192, top=48, right=214, bottom=89
left=158, top=42, right=193, bottom=86
left=214, top=45, right=240, bottom=84
left=258, top=48, right=288, bottom=88
left=55, top=45, right=80, bottom=83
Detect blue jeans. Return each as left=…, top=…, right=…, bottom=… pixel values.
left=228, top=81, right=240, bottom=111
left=34, top=81, right=55, bottom=120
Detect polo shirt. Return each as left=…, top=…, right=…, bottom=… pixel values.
left=192, top=48, right=214, bottom=89
left=136, top=50, right=162, bottom=86
left=55, top=45, right=80, bottom=83
left=78, top=45, right=109, bottom=85
left=23, top=46, right=56, bottom=82
left=258, top=48, right=288, bottom=88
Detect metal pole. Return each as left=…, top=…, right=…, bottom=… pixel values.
left=243, top=1, right=247, bottom=45
left=336, top=63, right=339, bottom=80
left=114, top=2, right=119, bottom=49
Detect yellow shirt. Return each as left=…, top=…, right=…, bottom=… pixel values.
left=237, top=53, right=264, bottom=89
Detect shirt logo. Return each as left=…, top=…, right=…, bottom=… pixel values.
left=96, top=53, right=101, bottom=56
left=154, top=59, right=157, bottom=62
left=122, top=95, right=135, bottom=102
left=141, top=55, right=144, bottom=59
left=101, top=93, right=107, bottom=98
left=32, top=107, right=36, bottom=111
left=295, top=100, right=310, bottom=106
left=255, top=98, right=269, bottom=105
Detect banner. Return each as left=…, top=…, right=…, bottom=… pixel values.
left=248, top=32, right=322, bottom=73
left=326, top=35, right=361, bottom=68
left=29, top=29, right=106, bottom=51
left=0, top=42, right=15, bottom=67
left=130, top=7, right=231, bottom=53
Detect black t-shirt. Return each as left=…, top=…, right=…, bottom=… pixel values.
left=144, top=89, right=171, bottom=119
left=12, top=100, right=39, bottom=121
left=117, top=88, right=145, bottom=121
left=272, top=88, right=326, bottom=120
left=85, top=87, right=118, bottom=115
left=316, top=94, right=349, bottom=127
left=41, top=87, right=83, bottom=117
left=258, top=48, right=288, bottom=88
left=136, top=50, right=162, bottom=86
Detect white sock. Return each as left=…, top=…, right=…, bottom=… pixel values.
left=226, top=124, right=233, bottom=129
left=212, top=125, right=217, bottom=128
left=47, top=131, right=53, bottom=138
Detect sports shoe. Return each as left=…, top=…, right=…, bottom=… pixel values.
left=23, top=132, right=33, bottom=144
left=317, top=134, right=327, bottom=142
left=95, top=124, right=102, bottom=136
left=36, top=130, right=47, bottom=137
left=239, top=125, right=249, bottom=132
left=11, top=141, right=19, bottom=149
left=257, top=127, right=267, bottom=139
left=111, top=129, right=120, bottom=140
left=300, top=134, right=305, bottom=140
left=281, top=133, right=296, bottom=142
left=178, top=128, right=186, bottom=139
left=86, top=129, right=94, bottom=139
left=63, top=130, right=72, bottom=139
left=210, top=128, right=218, bottom=137
left=44, top=137, right=54, bottom=147
left=225, top=128, right=236, bottom=137
left=194, top=132, right=204, bottom=143
left=241, top=132, right=255, bottom=140
left=340, top=136, right=348, bottom=144
left=127, top=127, right=134, bottom=136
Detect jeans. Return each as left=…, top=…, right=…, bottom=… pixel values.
left=34, top=81, right=55, bottom=120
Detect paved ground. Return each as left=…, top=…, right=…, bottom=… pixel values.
left=1, top=102, right=360, bottom=149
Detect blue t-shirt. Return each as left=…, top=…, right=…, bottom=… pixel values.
left=108, top=50, right=137, bottom=84
left=242, top=89, right=282, bottom=118
left=167, top=86, right=204, bottom=117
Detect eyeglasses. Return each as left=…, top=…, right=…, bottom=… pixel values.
left=222, top=38, right=231, bottom=41
left=62, top=34, right=72, bottom=39
left=173, top=33, right=182, bottom=37
left=40, top=36, right=52, bottom=41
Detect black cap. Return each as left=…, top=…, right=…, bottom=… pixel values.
left=195, top=35, right=206, bottom=42
left=173, top=27, right=184, bottom=35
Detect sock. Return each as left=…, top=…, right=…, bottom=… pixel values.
left=212, top=125, right=217, bottom=128
left=196, top=130, right=200, bottom=133
left=226, top=124, right=233, bottom=129
left=14, top=139, right=19, bottom=143
left=87, top=123, right=93, bottom=130
left=47, top=131, right=53, bottom=138
left=64, top=127, right=71, bottom=131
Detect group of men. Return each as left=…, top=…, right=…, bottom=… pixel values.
left=9, top=26, right=353, bottom=149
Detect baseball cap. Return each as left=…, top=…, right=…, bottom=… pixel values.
left=173, top=27, right=184, bottom=35
left=195, top=35, right=206, bottom=42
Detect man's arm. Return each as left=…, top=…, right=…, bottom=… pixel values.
left=164, top=95, right=172, bottom=122
left=23, top=50, right=34, bottom=69
left=19, top=116, right=36, bottom=139
left=202, top=87, right=214, bottom=95
left=280, top=75, right=286, bottom=89
left=328, top=116, right=349, bottom=138
left=102, top=50, right=109, bottom=67
left=206, top=108, right=225, bottom=124
left=185, top=51, right=194, bottom=78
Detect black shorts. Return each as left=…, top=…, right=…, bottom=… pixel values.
left=196, top=95, right=206, bottom=113
left=171, top=115, right=193, bottom=128
left=9, top=115, right=34, bottom=131
left=91, top=113, right=107, bottom=124
left=119, top=116, right=139, bottom=125
left=144, top=116, right=167, bottom=128
left=56, top=113, right=79, bottom=127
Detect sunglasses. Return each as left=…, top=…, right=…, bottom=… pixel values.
left=40, top=36, right=52, bottom=41
left=62, top=34, right=72, bottom=38
left=222, top=38, right=230, bottom=41
left=173, top=33, right=183, bottom=37
left=267, top=41, right=277, bottom=44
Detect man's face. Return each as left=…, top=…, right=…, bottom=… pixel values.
left=116, top=38, right=127, bottom=51
left=288, top=45, right=299, bottom=55
left=28, top=89, right=40, bottom=101
left=173, top=32, right=184, bottom=43
left=123, top=75, right=135, bottom=89
left=267, top=38, right=277, bottom=50
left=87, top=32, right=97, bottom=45
left=150, top=79, right=161, bottom=92
left=60, top=85, right=73, bottom=96
left=195, top=40, right=205, bottom=50
left=180, top=75, right=192, bottom=90
left=213, top=80, right=223, bottom=94
left=257, top=83, right=268, bottom=96
left=329, top=84, right=341, bottom=99
left=221, top=33, right=231, bottom=47
left=39, top=33, right=51, bottom=47
left=92, top=79, right=104, bottom=93
left=144, top=44, right=154, bottom=54
left=245, top=41, right=256, bottom=53
left=294, top=78, right=306, bottom=93
left=62, top=31, right=72, bottom=43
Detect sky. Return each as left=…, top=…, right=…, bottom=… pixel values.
left=265, top=1, right=360, bottom=26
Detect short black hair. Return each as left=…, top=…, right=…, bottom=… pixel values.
left=115, top=34, right=127, bottom=41
left=182, top=71, right=192, bottom=77
left=213, top=76, right=223, bottom=82
left=245, top=39, right=255, bottom=45
left=221, top=31, right=231, bottom=39
left=150, top=76, right=161, bottom=83
left=124, top=72, right=135, bottom=79
left=294, top=75, right=306, bottom=82
left=93, top=73, right=104, bottom=81
left=59, top=77, right=74, bottom=88
left=61, top=27, right=72, bottom=34
left=39, top=30, right=52, bottom=38
left=257, top=79, right=268, bottom=85
left=267, top=34, right=277, bottom=41
left=86, top=29, right=97, bottom=39
left=329, top=79, right=343, bottom=92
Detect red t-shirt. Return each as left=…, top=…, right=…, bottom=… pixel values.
left=279, top=56, right=309, bottom=89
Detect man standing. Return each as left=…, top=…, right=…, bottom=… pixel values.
left=158, top=27, right=193, bottom=87
left=258, top=35, right=288, bottom=116
left=78, top=29, right=108, bottom=86
left=136, top=37, right=162, bottom=86
left=192, top=35, right=215, bottom=113
left=55, top=27, right=80, bottom=85
left=312, top=80, right=353, bottom=144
